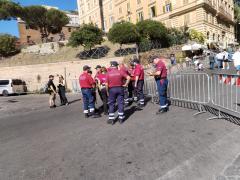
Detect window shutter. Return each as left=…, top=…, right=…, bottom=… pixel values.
left=163, top=6, right=165, bottom=13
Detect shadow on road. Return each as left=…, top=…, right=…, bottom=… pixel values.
left=69, top=99, right=81, bottom=105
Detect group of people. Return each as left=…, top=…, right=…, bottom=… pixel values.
left=207, top=48, right=240, bottom=74
left=47, top=75, right=69, bottom=108
left=79, top=56, right=169, bottom=124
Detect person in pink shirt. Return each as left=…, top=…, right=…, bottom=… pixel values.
left=133, top=58, right=145, bottom=108
left=96, top=67, right=108, bottom=115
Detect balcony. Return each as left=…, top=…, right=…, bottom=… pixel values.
left=169, top=0, right=217, bottom=18
left=217, top=6, right=234, bottom=23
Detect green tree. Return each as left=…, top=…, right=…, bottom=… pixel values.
left=108, top=21, right=140, bottom=47
left=189, top=29, right=205, bottom=44
left=0, top=0, right=23, bottom=20
left=136, top=19, right=168, bottom=47
left=168, top=26, right=189, bottom=45
left=68, top=23, right=104, bottom=50
left=0, top=34, right=19, bottom=57
left=21, top=6, right=69, bottom=42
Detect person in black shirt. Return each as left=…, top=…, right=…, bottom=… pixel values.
left=58, top=75, right=69, bottom=106
left=48, top=75, right=57, bottom=108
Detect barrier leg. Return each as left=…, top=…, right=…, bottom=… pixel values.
left=207, top=109, right=230, bottom=121
left=194, top=104, right=207, bottom=116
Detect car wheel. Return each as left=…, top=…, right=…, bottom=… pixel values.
left=2, top=90, right=9, bottom=97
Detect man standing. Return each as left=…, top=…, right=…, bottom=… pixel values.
left=232, top=48, right=240, bottom=75
left=106, top=61, right=131, bottom=124
left=79, top=65, right=100, bottom=118
left=119, top=62, right=131, bottom=106
left=222, top=49, right=229, bottom=70
left=148, top=56, right=169, bottom=114
left=133, top=58, right=145, bottom=108
left=216, top=50, right=224, bottom=69
left=48, top=75, right=57, bottom=108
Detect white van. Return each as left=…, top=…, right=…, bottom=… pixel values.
left=0, top=79, right=27, bottom=96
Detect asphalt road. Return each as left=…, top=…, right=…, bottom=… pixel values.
left=0, top=94, right=240, bottom=180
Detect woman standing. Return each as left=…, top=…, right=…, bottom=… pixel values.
left=96, top=67, right=108, bottom=115
left=58, top=75, right=69, bottom=106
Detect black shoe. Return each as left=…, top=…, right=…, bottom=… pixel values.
left=84, top=114, right=89, bottom=118
left=92, top=113, right=101, bottom=118
left=104, top=112, right=108, bottom=116
left=156, top=108, right=168, bottom=115
left=107, top=119, right=114, bottom=125
left=50, top=105, right=56, bottom=109
left=119, top=119, right=124, bottom=124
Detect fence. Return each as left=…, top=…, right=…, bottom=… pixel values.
left=71, top=72, right=240, bottom=119
left=209, top=73, right=240, bottom=119
left=144, top=73, right=210, bottom=116
left=144, top=72, right=240, bottom=119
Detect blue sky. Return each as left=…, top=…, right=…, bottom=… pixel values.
left=0, top=0, right=78, bottom=37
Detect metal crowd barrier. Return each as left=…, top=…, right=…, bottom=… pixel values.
left=144, top=72, right=240, bottom=119
left=209, top=73, right=240, bottom=119
left=144, top=73, right=211, bottom=116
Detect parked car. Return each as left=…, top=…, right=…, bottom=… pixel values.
left=0, top=79, right=27, bottom=96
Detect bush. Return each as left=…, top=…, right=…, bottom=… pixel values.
left=0, top=34, right=19, bottom=57
left=136, top=20, right=169, bottom=47
left=189, top=29, right=205, bottom=44
left=167, top=27, right=189, bottom=45
left=68, top=23, right=104, bottom=50
left=108, top=21, right=140, bottom=46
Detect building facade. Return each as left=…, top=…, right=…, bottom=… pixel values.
left=18, top=11, right=80, bottom=45
left=77, top=0, right=235, bottom=47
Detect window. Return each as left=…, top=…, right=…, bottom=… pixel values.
left=150, top=6, right=156, bottom=18
left=127, top=16, right=131, bottom=22
left=109, top=3, right=112, bottom=10
left=213, top=33, right=215, bottom=41
left=165, top=3, right=172, bottom=12
left=183, top=0, right=188, bottom=5
left=184, top=14, right=190, bottom=25
left=138, top=11, right=144, bottom=21
left=109, top=16, right=114, bottom=26
left=127, top=2, right=130, bottom=11
left=68, top=28, right=72, bottom=32
left=137, top=0, right=141, bottom=4
left=0, top=80, right=9, bottom=86
left=207, top=32, right=210, bottom=39
left=12, top=79, right=23, bottom=85
left=119, top=7, right=122, bottom=14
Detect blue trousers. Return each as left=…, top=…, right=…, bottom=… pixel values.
left=108, top=87, right=124, bottom=120
left=217, top=59, right=223, bottom=69
left=81, top=88, right=95, bottom=114
left=210, top=62, right=215, bottom=70
left=136, top=80, right=144, bottom=105
left=156, top=79, right=168, bottom=108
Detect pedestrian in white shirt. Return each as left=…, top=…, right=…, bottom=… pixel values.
left=216, top=50, right=224, bottom=69
left=232, top=48, right=240, bottom=75
left=222, top=49, right=229, bottom=70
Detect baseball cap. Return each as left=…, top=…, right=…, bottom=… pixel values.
left=148, top=55, right=159, bottom=63
left=49, top=75, right=54, bottom=78
left=83, top=65, right=91, bottom=71
left=110, top=61, right=119, bottom=67
left=95, top=65, right=102, bottom=69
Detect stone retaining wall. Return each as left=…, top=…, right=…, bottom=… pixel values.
left=0, top=57, right=123, bottom=92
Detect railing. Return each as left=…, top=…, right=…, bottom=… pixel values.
left=209, top=73, right=240, bottom=119
left=144, top=72, right=240, bottom=119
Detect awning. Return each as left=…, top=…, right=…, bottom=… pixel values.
left=182, top=45, right=192, bottom=51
